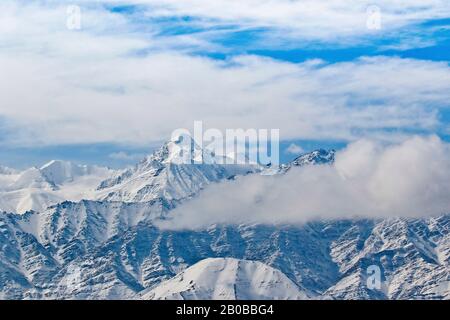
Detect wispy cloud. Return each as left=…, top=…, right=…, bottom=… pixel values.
left=104, top=0, right=450, bottom=47
left=109, top=151, right=145, bottom=161
left=285, top=143, right=304, bottom=155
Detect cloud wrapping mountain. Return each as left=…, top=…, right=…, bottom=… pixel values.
left=0, top=137, right=448, bottom=300
left=159, top=136, right=450, bottom=229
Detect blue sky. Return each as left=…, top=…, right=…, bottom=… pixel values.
left=1, top=1, right=450, bottom=168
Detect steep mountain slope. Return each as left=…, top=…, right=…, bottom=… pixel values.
left=262, top=149, right=335, bottom=175
left=325, top=216, right=450, bottom=299
left=0, top=205, right=448, bottom=299
left=141, top=258, right=310, bottom=300
left=291, top=149, right=335, bottom=166
left=96, top=138, right=259, bottom=203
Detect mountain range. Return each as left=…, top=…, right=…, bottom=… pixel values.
left=0, top=137, right=448, bottom=300
left=0, top=160, right=113, bottom=214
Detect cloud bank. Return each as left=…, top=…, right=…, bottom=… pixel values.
left=1, top=1, right=450, bottom=148
left=158, top=136, right=450, bottom=229
left=2, top=50, right=450, bottom=146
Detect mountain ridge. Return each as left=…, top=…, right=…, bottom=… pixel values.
left=0, top=210, right=448, bottom=299
left=0, top=140, right=447, bottom=300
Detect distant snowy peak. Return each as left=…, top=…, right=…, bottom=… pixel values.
left=141, top=258, right=310, bottom=300
left=140, top=136, right=236, bottom=166
left=291, top=149, right=335, bottom=167
left=98, top=138, right=212, bottom=190
left=0, top=161, right=115, bottom=214
left=9, top=167, right=55, bottom=190
left=40, top=160, right=111, bottom=186
left=262, top=149, right=335, bottom=175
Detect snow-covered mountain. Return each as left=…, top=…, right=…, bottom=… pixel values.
left=0, top=208, right=448, bottom=299
left=40, top=160, right=110, bottom=186
left=0, top=161, right=114, bottom=213
left=141, top=258, right=310, bottom=300
left=262, top=149, right=335, bottom=175
left=0, top=139, right=448, bottom=300
left=0, top=142, right=328, bottom=214
left=324, top=216, right=450, bottom=299
left=96, top=137, right=259, bottom=203
left=291, top=149, right=335, bottom=166
left=0, top=136, right=259, bottom=214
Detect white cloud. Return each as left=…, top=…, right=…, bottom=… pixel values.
left=0, top=1, right=449, bottom=148
left=285, top=143, right=304, bottom=155
left=378, top=37, right=437, bottom=51
left=158, top=136, right=450, bottom=229
left=3, top=51, right=450, bottom=146
left=109, top=151, right=144, bottom=161
left=105, top=0, right=450, bottom=44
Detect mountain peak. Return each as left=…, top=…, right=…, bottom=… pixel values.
left=141, top=258, right=310, bottom=300
left=291, top=149, right=335, bottom=167
left=96, top=137, right=259, bottom=202
left=40, top=160, right=92, bottom=185
left=39, top=160, right=112, bottom=187
left=141, top=135, right=218, bottom=167
left=40, top=159, right=70, bottom=170
left=262, top=149, right=335, bottom=175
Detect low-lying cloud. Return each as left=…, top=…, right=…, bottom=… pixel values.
left=158, top=136, right=450, bottom=229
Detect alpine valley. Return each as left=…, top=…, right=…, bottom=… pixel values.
left=0, top=138, right=448, bottom=300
